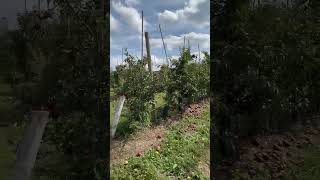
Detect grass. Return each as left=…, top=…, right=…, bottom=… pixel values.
left=283, top=145, right=320, bottom=180
left=110, top=92, right=167, bottom=138
left=0, top=126, right=24, bottom=179
left=110, top=102, right=210, bottom=180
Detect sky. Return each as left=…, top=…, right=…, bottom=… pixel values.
left=0, top=0, right=50, bottom=30
left=1, top=0, right=210, bottom=70
left=110, top=0, right=210, bottom=70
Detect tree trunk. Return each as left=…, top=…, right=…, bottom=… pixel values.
left=12, top=111, right=49, bottom=180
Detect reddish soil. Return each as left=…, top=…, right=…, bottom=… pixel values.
left=216, top=126, right=320, bottom=179
left=110, top=125, right=166, bottom=164
left=110, top=100, right=208, bottom=165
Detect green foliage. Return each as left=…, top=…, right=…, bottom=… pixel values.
left=112, top=49, right=209, bottom=131
left=43, top=112, right=99, bottom=178
left=8, top=0, right=108, bottom=178
left=111, top=103, right=210, bottom=179
left=118, top=52, right=154, bottom=126
left=166, top=49, right=210, bottom=112
left=283, top=145, right=320, bottom=180
left=212, top=0, right=320, bottom=161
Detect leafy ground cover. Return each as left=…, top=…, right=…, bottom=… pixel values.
left=110, top=100, right=210, bottom=180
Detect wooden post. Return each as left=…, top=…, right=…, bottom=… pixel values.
left=141, top=11, right=144, bottom=61
left=159, top=24, right=169, bottom=65
left=12, top=111, right=49, bottom=180
left=111, top=96, right=126, bottom=139
left=145, top=32, right=156, bottom=121
left=145, top=32, right=152, bottom=73
left=198, top=44, right=201, bottom=62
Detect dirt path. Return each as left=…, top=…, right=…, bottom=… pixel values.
left=216, top=126, right=320, bottom=179
left=110, top=100, right=208, bottom=165
left=110, top=125, right=166, bottom=164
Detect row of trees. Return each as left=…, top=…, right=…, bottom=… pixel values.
left=6, top=0, right=108, bottom=179
left=111, top=47, right=210, bottom=131
left=212, top=0, right=320, bottom=160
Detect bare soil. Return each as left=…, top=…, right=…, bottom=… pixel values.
left=216, top=126, right=320, bottom=179
left=110, top=100, right=208, bottom=165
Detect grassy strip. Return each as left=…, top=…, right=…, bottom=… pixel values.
left=110, top=102, right=210, bottom=180
left=283, top=145, right=320, bottom=180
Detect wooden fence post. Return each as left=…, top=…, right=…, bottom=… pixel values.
left=145, top=32, right=152, bottom=73
left=145, top=32, right=156, bottom=122
left=141, top=11, right=144, bottom=61
left=12, top=111, right=49, bottom=180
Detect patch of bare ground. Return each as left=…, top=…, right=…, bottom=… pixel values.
left=110, top=99, right=208, bottom=165
left=216, top=126, right=320, bottom=179
left=110, top=125, right=166, bottom=165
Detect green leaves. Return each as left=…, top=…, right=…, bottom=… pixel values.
left=213, top=0, right=320, bottom=162
left=111, top=104, right=210, bottom=179
left=166, top=49, right=209, bottom=112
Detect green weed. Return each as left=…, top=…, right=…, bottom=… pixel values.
left=111, top=103, right=210, bottom=180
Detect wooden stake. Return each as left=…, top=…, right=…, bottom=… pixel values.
left=145, top=32, right=156, bottom=121
left=159, top=24, right=169, bottom=65
left=141, top=11, right=144, bottom=60
left=145, top=32, right=152, bottom=73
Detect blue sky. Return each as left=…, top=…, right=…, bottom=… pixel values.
left=110, top=0, right=210, bottom=70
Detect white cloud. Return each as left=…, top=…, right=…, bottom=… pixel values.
left=158, top=0, right=209, bottom=28
left=110, top=14, right=119, bottom=32
left=112, top=1, right=147, bottom=33
left=150, top=32, right=210, bottom=51
left=110, top=0, right=210, bottom=71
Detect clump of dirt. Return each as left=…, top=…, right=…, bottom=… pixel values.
left=216, top=126, right=320, bottom=179
left=184, top=104, right=202, bottom=117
